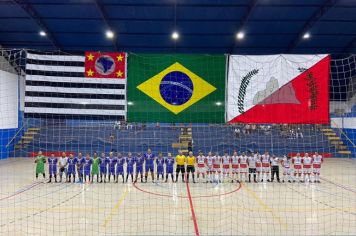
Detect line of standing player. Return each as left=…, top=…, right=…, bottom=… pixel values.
left=35, top=149, right=323, bottom=184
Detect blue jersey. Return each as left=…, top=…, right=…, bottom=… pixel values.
left=76, top=157, right=85, bottom=174
left=108, top=157, right=117, bottom=169
left=144, top=153, right=155, bottom=166
left=99, top=157, right=109, bottom=168
left=48, top=157, right=58, bottom=174
left=83, top=159, right=92, bottom=175
left=165, top=156, right=174, bottom=173
left=126, top=157, right=135, bottom=167
left=117, top=157, right=125, bottom=167
left=135, top=155, right=144, bottom=167
left=156, top=158, right=165, bottom=173
left=67, top=158, right=77, bottom=174
left=165, top=157, right=175, bottom=167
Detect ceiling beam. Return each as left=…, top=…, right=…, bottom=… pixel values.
left=93, top=0, right=118, bottom=51
left=229, top=0, right=258, bottom=53
left=12, top=0, right=60, bottom=50
left=286, top=0, right=338, bottom=53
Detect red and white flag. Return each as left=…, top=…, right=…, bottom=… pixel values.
left=227, top=54, right=330, bottom=124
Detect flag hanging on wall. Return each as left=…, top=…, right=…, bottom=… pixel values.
left=227, top=54, right=330, bottom=124
left=127, top=54, right=225, bottom=123
left=24, top=51, right=127, bottom=119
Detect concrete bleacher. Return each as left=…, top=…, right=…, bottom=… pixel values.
left=14, top=120, right=344, bottom=157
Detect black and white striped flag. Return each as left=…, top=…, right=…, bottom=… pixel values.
left=25, top=52, right=126, bottom=119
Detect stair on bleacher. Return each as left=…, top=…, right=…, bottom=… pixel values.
left=320, top=128, right=351, bottom=157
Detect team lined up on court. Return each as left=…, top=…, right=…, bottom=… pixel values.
left=34, top=149, right=323, bottom=184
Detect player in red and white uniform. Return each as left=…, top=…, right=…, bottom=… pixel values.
left=292, top=153, right=303, bottom=182
left=231, top=151, right=240, bottom=183
left=255, top=152, right=262, bottom=181
left=213, top=153, right=222, bottom=182
left=239, top=152, right=248, bottom=182
left=281, top=155, right=292, bottom=183
left=221, top=152, right=231, bottom=182
left=302, top=153, right=313, bottom=183
left=312, top=152, right=323, bottom=183
left=196, top=151, right=206, bottom=182
left=205, top=152, right=214, bottom=182
left=261, top=151, right=271, bottom=182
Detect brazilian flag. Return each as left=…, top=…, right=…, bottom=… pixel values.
left=127, top=54, right=225, bottom=123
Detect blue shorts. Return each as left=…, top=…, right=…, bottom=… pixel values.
left=145, top=165, right=154, bottom=172
left=157, top=166, right=164, bottom=174
left=67, top=166, right=75, bottom=175
left=109, top=168, right=115, bottom=175
left=136, top=166, right=143, bottom=174
left=127, top=167, right=134, bottom=174
left=49, top=165, right=57, bottom=175
left=100, top=166, right=107, bottom=174
left=116, top=166, right=124, bottom=175
left=166, top=166, right=174, bottom=174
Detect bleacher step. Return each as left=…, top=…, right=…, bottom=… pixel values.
left=330, top=141, right=343, bottom=145
left=338, top=150, right=351, bottom=154
left=323, top=132, right=337, bottom=136
left=25, top=131, right=38, bottom=135
left=22, top=136, right=34, bottom=140
left=27, top=128, right=40, bottom=131
left=320, top=128, right=333, bottom=132
left=328, top=136, right=340, bottom=140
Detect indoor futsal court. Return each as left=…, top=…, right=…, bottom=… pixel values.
left=0, top=1, right=356, bottom=236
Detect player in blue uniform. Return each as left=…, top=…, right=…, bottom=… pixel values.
left=134, top=153, right=144, bottom=183
left=76, top=153, right=85, bottom=183
left=165, top=152, right=175, bottom=182
left=47, top=154, right=58, bottom=183
left=99, top=152, right=109, bottom=183
left=156, top=153, right=165, bottom=181
left=144, top=148, right=155, bottom=182
left=83, top=154, right=92, bottom=183
left=66, top=154, right=77, bottom=183
left=125, top=152, right=135, bottom=183
left=108, top=152, right=117, bottom=183
left=116, top=153, right=125, bottom=183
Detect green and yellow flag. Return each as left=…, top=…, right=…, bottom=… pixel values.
left=127, top=54, right=225, bottom=123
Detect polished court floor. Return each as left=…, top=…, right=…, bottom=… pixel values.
left=0, top=158, right=355, bottom=236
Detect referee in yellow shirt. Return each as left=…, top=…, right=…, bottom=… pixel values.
left=175, top=150, right=186, bottom=183
left=186, top=151, right=196, bottom=183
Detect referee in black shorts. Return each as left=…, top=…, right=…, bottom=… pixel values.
left=175, top=150, right=186, bottom=183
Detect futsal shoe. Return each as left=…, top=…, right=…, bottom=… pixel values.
left=254, top=180, right=258, bottom=183
left=288, top=180, right=292, bottom=183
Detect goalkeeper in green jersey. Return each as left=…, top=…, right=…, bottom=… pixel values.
left=35, top=151, right=46, bottom=180
left=91, top=152, right=100, bottom=183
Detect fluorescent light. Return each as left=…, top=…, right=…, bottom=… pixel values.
left=171, top=31, right=179, bottom=40
left=236, top=31, right=244, bottom=40
left=106, top=30, right=114, bottom=39
left=127, top=101, right=134, bottom=106
left=303, top=32, right=310, bottom=39
left=215, top=102, right=222, bottom=106
left=39, top=31, right=46, bottom=37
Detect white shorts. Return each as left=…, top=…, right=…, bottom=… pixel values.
left=197, top=166, right=206, bottom=174
left=207, top=165, right=213, bottom=173
left=213, top=165, right=221, bottom=173
left=303, top=166, right=312, bottom=174
left=283, top=168, right=292, bottom=175
left=231, top=165, right=239, bottom=174
left=240, top=167, right=248, bottom=173
left=223, top=167, right=230, bottom=174
left=313, top=168, right=321, bottom=174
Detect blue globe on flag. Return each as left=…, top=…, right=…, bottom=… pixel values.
left=159, top=71, right=194, bottom=106
left=95, top=55, right=115, bottom=75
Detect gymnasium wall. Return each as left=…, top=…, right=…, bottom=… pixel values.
left=0, top=67, right=24, bottom=159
